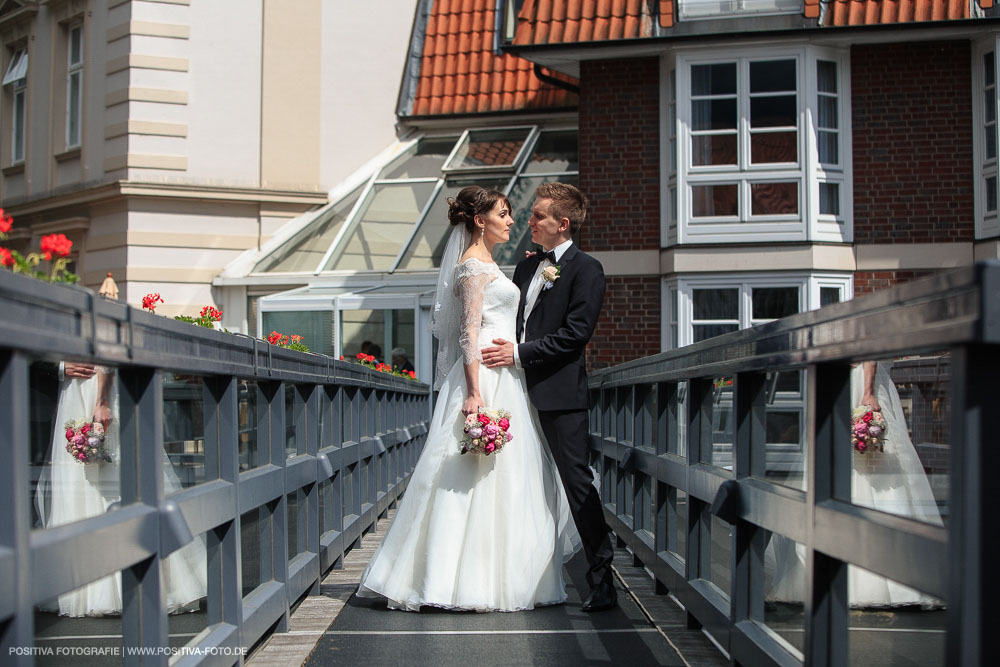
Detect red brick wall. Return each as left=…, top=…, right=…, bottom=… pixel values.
left=851, top=41, right=974, bottom=243
left=577, top=57, right=661, bottom=252
left=587, top=276, right=661, bottom=370
left=853, top=270, right=934, bottom=296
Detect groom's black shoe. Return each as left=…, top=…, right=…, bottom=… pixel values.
left=581, top=577, right=617, bottom=612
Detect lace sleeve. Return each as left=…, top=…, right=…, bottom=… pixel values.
left=454, top=261, right=494, bottom=365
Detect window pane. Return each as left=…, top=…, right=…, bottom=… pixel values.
left=751, top=182, right=798, bottom=215
left=693, top=288, right=739, bottom=319
left=750, top=60, right=796, bottom=93
left=990, top=130, right=998, bottom=161
left=523, top=130, right=578, bottom=173
left=817, top=59, right=838, bottom=93
left=985, top=52, right=995, bottom=87
left=445, top=127, right=531, bottom=170
left=381, top=136, right=457, bottom=179
left=820, top=286, right=841, bottom=307
left=69, top=26, right=83, bottom=64
left=495, top=174, right=579, bottom=265
left=262, top=310, right=335, bottom=357
left=818, top=131, right=839, bottom=165
left=396, top=177, right=508, bottom=269
left=750, top=95, right=796, bottom=128
left=67, top=72, right=81, bottom=147
left=818, top=96, right=838, bottom=130
left=751, top=131, right=797, bottom=163
left=692, top=134, right=737, bottom=166
left=691, top=99, right=737, bottom=131
left=694, top=324, right=739, bottom=342
left=692, top=63, right=736, bottom=95
left=691, top=184, right=738, bottom=217
left=820, top=182, right=840, bottom=216
left=14, top=90, right=25, bottom=162
left=327, top=182, right=436, bottom=270
left=752, top=287, right=798, bottom=319
left=987, top=176, right=997, bottom=212
left=163, top=374, right=207, bottom=490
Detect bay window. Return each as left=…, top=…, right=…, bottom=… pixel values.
left=975, top=42, right=1000, bottom=239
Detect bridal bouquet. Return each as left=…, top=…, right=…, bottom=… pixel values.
left=461, top=407, right=513, bottom=456
left=851, top=405, right=887, bottom=454
left=64, top=419, right=112, bottom=464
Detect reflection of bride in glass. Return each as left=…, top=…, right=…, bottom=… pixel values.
left=35, top=362, right=207, bottom=617
left=768, top=360, right=944, bottom=607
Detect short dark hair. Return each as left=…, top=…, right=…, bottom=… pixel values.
left=535, top=182, right=588, bottom=234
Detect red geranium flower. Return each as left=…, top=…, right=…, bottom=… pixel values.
left=39, top=233, right=73, bottom=261
left=0, top=247, right=12, bottom=267
left=0, top=209, right=12, bottom=234
left=407, top=370, right=416, bottom=379
left=141, top=292, right=164, bottom=312
left=268, top=331, right=283, bottom=345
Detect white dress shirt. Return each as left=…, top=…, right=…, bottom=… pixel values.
left=513, top=239, right=574, bottom=368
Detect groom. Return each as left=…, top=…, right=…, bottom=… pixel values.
left=481, top=182, right=616, bottom=612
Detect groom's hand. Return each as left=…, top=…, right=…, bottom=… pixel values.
left=481, top=339, right=515, bottom=368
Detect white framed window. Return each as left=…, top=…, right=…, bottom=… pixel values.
left=66, top=23, right=83, bottom=149
left=3, top=48, right=28, bottom=164
left=678, top=0, right=800, bottom=21
left=670, top=46, right=851, bottom=245
left=974, top=40, right=1000, bottom=239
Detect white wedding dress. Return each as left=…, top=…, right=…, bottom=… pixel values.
left=767, top=361, right=943, bottom=607
left=35, top=368, right=208, bottom=617
left=356, top=258, right=580, bottom=611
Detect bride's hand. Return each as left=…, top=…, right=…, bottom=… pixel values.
left=860, top=393, right=881, bottom=412
left=93, top=403, right=113, bottom=430
left=461, top=393, right=483, bottom=417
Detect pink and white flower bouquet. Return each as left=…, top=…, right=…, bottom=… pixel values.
left=851, top=405, right=887, bottom=454
left=64, top=419, right=112, bottom=464
left=461, top=407, right=513, bottom=456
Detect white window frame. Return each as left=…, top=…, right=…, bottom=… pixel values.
left=4, top=48, right=28, bottom=164
left=678, top=0, right=800, bottom=21
left=668, top=45, right=852, bottom=246
left=973, top=38, right=1000, bottom=240
left=66, top=22, right=83, bottom=150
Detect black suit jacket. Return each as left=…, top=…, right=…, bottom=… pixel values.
left=514, top=243, right=605, bottom=411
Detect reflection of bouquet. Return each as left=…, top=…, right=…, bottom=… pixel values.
left=64, top=419, right=112, bottom=464
left=851, top=405, right=886, bottom=454
left=461, top=407, right=513, bottom=456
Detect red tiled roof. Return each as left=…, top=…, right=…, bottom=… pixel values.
left=513, top=0, right=656, bottom=45
left=821, top=0, right=973, bottom=25
left=409, top=0, right=578, bottom=117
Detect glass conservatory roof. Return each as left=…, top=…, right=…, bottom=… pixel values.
left=250, top=126, right=579, bottom=276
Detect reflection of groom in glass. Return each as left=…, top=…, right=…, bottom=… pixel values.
left=481, top=182, right=616, bottom=612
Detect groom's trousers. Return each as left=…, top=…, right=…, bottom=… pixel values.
left=537, top=408, right=614, bottom=588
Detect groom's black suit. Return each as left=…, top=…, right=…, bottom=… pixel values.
left=513, top=243, right=614, bottom=590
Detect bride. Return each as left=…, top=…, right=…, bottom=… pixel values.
left=356, top=186, right=580, bottom=611
left=35, top=362, right=207, bottom=617
left=767, top=360, right=943, bottom=607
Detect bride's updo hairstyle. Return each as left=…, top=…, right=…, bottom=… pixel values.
left=447, top=185, right=509, bottom=233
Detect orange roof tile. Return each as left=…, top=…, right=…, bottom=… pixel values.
left=407, top=0, right=578, bottom=117
left=513, top=0, right=654, bottom=45
left=821, top=0, right=971, bottom=25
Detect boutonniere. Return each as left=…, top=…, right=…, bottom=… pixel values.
left=541, top=265, right=561, bottom=290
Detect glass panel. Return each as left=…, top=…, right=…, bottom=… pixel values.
left=693, top=288, right=738, bottom=319
left=848, top=565, right=945, bottom=666
left=691, top=184, right=738, bottom=217
left=31, top=362, right=123, bottom=531
left=241, top=506, right=267, bottom=597
left=285, top=384, right=304, bottom=459
left=820, top=286, right=842, bottom=307
left=523, top=129, right=578, bottom=173
left=819, top=130, right=839, bottom=164
left=694, top=324, right=739, bottom=342
left=986, top=52, right=996, bottom=87
left=692, top=134, right=737, bottom=166
left=706, top=377, right=734, bottom=471
left=709, top=515, right=732, bottom=596
left=319, top=475, right=338, bottom=535
left=495, top=174, right=580, bottom=265
left=764, top=532, right=806, bottom=658
left=674, top=488, right=687, bottom=561
left=750, top=95, right=796, bottom=128
left=751, top=131, right=797, bottom=163
left=691, top=99, right=737, bottom=131
left=396, top=177, right=508, bottom=270
left=670, top=381, right=687, bottom=456
left=256, top=186, right=362, bottom=273
left=820, top=182, right=840, bottom=216
left=818, top=96, right=838, bottom=130
left=752, top=287, right=799, bottom=320
left=288, top=488, right=308, bottom=559
left=987, top=130, right=997, bottom=162
left=326, top=182, right=436, bottom=271
left=849, top=356, right=949, bottom=526
left=750, top=60, right=796, bottom=93
left=69, top=26, right=83, bottom=64
left=166, top=530, right=209, bottom=650
left=262, top=311, right=334, bottom=357
left=445, top=127, right=531, bottom=170
left=163, top=374, right=206, bottom=490
left=35, top=578, right=124, bottom=665
left=381, top=136, right=457, bottom=179
left=691, top=63, right=736, bottom=96
left=987, top=176, right=998, bottom=212
left=238, top=379, right=261, bottom=471
left=14, top=89, right=26, bottom=162
left=817, top=60, right=838, bottom=94
left=751, top=182, right=798, bottom=215
left=68, top=72, right=81, bottom=147
left=340, top=308, right=414, bottom=369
